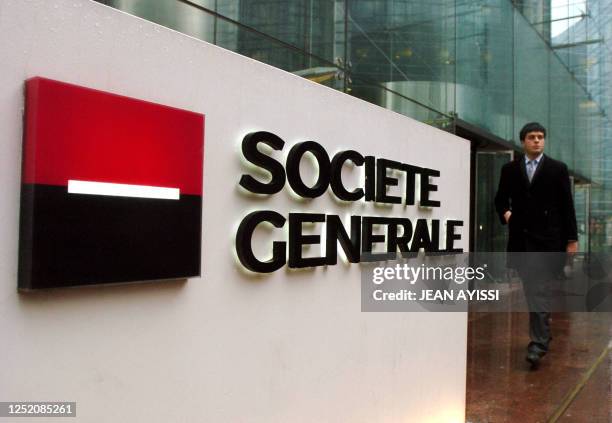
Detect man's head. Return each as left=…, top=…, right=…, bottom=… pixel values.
left=520, top=122, right=546, bottom=159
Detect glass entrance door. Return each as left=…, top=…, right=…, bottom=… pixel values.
left=474, top=151, right=513, bottom=252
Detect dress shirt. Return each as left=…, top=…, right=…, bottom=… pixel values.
left=525, top=153, right=543, bottom=182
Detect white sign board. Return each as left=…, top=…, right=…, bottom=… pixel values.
left=0, top=0, right=470, bottom=421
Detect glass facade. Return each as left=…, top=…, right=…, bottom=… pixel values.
left=98, top=0, right=612, bottom=252
left=456, top=0, right=514, bottom=140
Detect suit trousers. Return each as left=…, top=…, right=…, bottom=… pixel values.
left=517, top=253, right=559, bottom=353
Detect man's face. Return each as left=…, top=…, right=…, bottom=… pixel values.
left=521, top=131, right=545, bottom=157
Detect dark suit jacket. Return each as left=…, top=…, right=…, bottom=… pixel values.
left=495, top=154, right=577, bottom=253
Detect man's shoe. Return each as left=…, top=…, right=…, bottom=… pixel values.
left=526, top=351, right=543, bottom=369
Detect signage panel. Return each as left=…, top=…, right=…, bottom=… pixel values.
left=19, top=77, right=204, bottom=289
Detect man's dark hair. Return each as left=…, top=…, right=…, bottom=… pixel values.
left=519, top=122, right=546, bottom=141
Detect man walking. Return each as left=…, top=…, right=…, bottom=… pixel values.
left=495, top=122, right=578, bottom=368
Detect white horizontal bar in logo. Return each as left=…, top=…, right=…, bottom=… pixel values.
left=68, top=180, right=180, bottom=200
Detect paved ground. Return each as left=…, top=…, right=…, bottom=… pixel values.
left=466, top=310, right=612, bottom=422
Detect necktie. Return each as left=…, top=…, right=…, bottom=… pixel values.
left=527, top=160, right=536, bottom=182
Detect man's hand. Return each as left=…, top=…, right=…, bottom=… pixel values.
left=504, top=211, right=512, bottom=224
left=565, top=241, right=578, bottom=277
